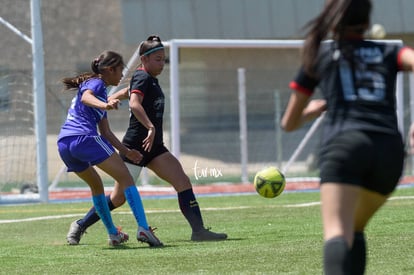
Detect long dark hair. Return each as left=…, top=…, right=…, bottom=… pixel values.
left=61, top=51, right=124, bottom=90
left=302, top=0, right=372, bottom=75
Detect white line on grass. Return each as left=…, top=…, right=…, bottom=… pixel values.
left=388, top=195, right=414, bottom=200
left=284, top=202, right=321, bottom=207
left=0, top=195, right=412, bottom=224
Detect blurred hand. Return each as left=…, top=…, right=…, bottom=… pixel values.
left=142, top=128, right=155, bottom=152
left=125, top=149, right=143, bottom=164
left=304, top=99, right=327, bottom=117
left=106, top=99, right=120, bottom=110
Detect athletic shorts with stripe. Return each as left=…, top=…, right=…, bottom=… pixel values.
left=57, top=135, right=115, bottom=172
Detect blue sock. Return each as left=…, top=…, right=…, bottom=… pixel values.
left=78, top=195, right=116, bottom=229
left=124, top=186, right=149, bottom=230
left=92, top=194, right=117, bottom=235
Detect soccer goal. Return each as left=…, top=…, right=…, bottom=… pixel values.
left=123, top=39, right=408, bottom=185
left=0, top=0, right=48, bottom=203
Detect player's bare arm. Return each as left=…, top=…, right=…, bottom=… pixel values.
left=81, top=89, right=120, bottom=110
left=129, top=92, right=155, bottom=152
left=108, top=87, right=129, bottom=101
left=399, top=47, right=414, bottom=71
left=281, top=92, right=326, bottom=132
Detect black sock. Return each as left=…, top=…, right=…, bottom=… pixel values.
left=349, top=232, right=366, bottom=275
left=78, top=195, right=116, bottom=229
left=177, top=188, right=204, bottom=232
left=323, top=236, right=350, bottom=275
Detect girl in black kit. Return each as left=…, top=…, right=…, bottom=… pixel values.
left=67, top=35, right=227, bottom=244
left=281, top=0, right=414, bottom=274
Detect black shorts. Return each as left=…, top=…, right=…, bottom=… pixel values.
left=319, top=130, right=404, bottom=195
left=122, top=143, right=169, bottom=167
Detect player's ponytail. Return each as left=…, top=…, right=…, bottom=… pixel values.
left=62, top=51, right=124, bottom=90
left=302, top=0, right=371, bottom=75
left=61, top=72, right=96, bottom=90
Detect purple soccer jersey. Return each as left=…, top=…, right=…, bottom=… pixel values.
left=58, top=78, right=108, bottom=139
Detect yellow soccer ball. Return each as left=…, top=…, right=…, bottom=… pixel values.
left=253, top=166, right=286, bottom=198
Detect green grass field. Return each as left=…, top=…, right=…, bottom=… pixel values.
left=1, top=187, right=414, bottom=275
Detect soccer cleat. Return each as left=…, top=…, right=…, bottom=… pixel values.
left=191, top=227, right=228, bottom=242
left=108, top=228, right=129, bottom=246
left=66, top=220, right=87, bottom=245
left=137, top=226, right=164, bottom=247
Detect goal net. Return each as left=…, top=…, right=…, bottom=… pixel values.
left=0, top=72, right=37, bottom=194
left=0, top=0, right=48, bottom=203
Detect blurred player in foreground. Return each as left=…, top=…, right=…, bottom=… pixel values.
left=281, top=0, right=414, bottom=274
left=59, top=50, right=162, bottom=247
left=67, top=36, right=227, bottom=244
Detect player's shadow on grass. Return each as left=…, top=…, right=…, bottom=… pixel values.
left=66, top=243, right=173, bottom=250
left=102, top=244, right=175, bottom=250
left=176, top=237, right=244, bottom=243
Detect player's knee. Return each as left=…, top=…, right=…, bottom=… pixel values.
left=111, top=194, right=126, bottom=207
left=171, top=177, right=192, bottom=192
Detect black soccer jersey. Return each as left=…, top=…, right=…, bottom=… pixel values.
left=122, top=68, right=165, bottom=149
left=290, top=40, right=408, bottom=144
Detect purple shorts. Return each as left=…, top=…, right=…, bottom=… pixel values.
left=57, top=135, right=115, bottom=172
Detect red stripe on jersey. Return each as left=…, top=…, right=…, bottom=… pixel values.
left=289, top=81, right=313, bottom=96
left=131, top=89, right=144, bottom=97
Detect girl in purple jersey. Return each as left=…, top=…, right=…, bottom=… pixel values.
left=281, top=0, right=414, bottom=274
left=58, top=50, right=162, bottom=247
left=66, top=36, right=227, bottom=244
